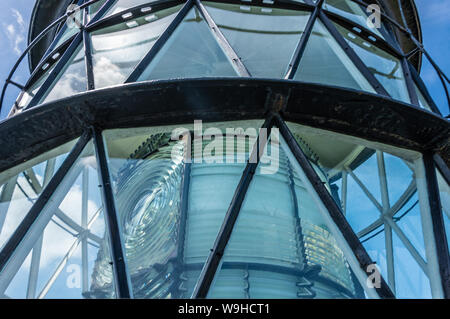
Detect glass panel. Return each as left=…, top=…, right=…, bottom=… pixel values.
left=0, top=139, right=78, bottom=252
left=103, top=120, right=263, bottom=298
left=138, top=7, right=238, bottom=81
left=333, top=22, right=410, bottom=103
left=15, top=63, right=58, bottom=110
left=294, top=20, right=375, bottom=92
left=286, top=122, right=432, bottom=298
left=435, top=169, right=450, bottom=254
left=392, top=232, right=431, bottom=298
left=40, top=44, right=87, bottom=104
left=0, top=141, right=117, bottom=299
left=52, top=25, right=80, bottom=51
left=105, top=0, right=161, bottom=17
left=88, top=0, right=108, bottom=22
left=208, top=131, right=362, bottom=299
left=323, top=0, right=387, bottom=39
left=414, top=83, right=432, bottom=112
left=91, top=5, right=181, bottom=88
left=203, top=2, right=310, bottom=78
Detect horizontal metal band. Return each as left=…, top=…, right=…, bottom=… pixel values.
left=0, top=78, right=448, bottom=174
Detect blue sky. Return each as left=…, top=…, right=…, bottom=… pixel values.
left=0, top=0, right=449, bottom=117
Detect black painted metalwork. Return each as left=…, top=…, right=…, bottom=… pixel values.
left=0, top=130, right=91, bottom=273
left=422, top=152, right=450, bottom=298
left=83, top=28, right=95, bottom=90
left=92, top=126, right=133, bottom=298
left=0, top=78, right=448, bottom=175
left=401, top=57, right=419, bottom=106
left=192, top=115, right=274, bottom=298
left=273, top=113, right=395, bottom=299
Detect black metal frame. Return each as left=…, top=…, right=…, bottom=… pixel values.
left=192, top=115, right=274, bottom=298
left=2, top=0, right=450, bottom=117
left=0, top=0, right=448, bottom=299
left=0, top=78, right=447, bottom=298
left=92, top=127, right=133, bottom=298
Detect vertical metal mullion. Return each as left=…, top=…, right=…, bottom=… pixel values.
left=407, top=62, right=442, bottom=116
left=126, top=0, right=194, bottom=83
left=92, top=127, right=133, bottom=298
left=195, top=0, right=251, bottom=77
left=401, top=58, right=419, bottom=106
left=26, top=32, right=84, bottom=109
left=422, top=153, right=450, bottom=298
left=192, top=115, right=275, bottom=298
left=318, top=11, right=389, bottom=96
left=285, top=0, right=324, bottom=79
left=0, top=131, right=92, bottom=288
left=274, top=113, right=395, bottom=299
left=83, top=29, right=95, bottom=90
left=83, top=4, right=95, bottom=91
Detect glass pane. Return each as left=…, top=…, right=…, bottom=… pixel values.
left=203, top=2, right=310, bottom=78
left=52, top=25, right=80, bottom=51
left=285, top=122, right=433, bottom=298
left=208, top=131, right=362, bottom=298
left=0, top=141, right=117, bottom=299
left=105, top=0, right=161, bottom=17
left=333, top=22, right=410, bottom=103
left=15, top=63, right=58, bottom=110
left=40, top=44, right=87, bottom=104
left=294, top=20, right=375, bottom=92
left=91, top=5, right=181, bottom=88
left=138, top=7, right=238, bottom=81
left=393, top=232, right=431, bottom=298
left=323, top=0, right=387, bottom=39
left=414, top=83, right=432, bottom=112
left=103, top=120, right=263, bottom=298
left=436, top=169, right=450, bottom=254
left=88, top=0, right=108, bottom=22
left=0, top=139, right=79, bottom=252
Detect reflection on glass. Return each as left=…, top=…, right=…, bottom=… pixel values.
left=91, top=5, right=181, bottom=88
left=40, top=44, right=87, bottom=104
left=106, top=0, right=161, bottom=17
left=102, top=120, right=262, bottom=298
left=15, top=63, right=58, bottom=110
left=294, top=20, right=374, bottom=92
left=88, top=0, right=108, bottom=22
left=138, top=7, right=238, bottom=81
left=333, top=22, right=410, bottom=103
left=1, top=141, right=116, bottom=299
left=323, top=0, right=386, bottom=39
left=203, top=2, right=310, bottom=78
left=52, top=25, right=80, bottom=52
left=208, top=133, right=361, bottom=299
left=435, top=169, right=449, bottom=254
left=0, top=139, right=78, bottom=253
left=286, top=122, right=433, bottom=298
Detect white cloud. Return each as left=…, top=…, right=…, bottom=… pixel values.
left=2, top=8, right=26, bottom=55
